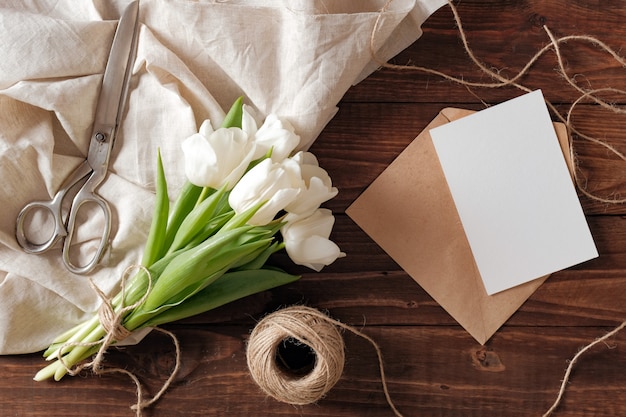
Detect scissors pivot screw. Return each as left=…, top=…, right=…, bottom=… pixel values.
left=95, top=132, right=106, bottom=142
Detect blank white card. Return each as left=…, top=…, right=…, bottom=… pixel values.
left=430, top=90, right=598, bottom=295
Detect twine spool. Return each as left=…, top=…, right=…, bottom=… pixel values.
left=246, top=306, right=345, bottom=405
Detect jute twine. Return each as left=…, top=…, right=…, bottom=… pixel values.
left=58, top=265, right=181, bottom=417
left=542, top=321, right=626, bottom=417
left=246, top=305, right=404, bottom=416
left=372, top=0, right=626, bottom=206
left=370, top=1, right=626, bottom=415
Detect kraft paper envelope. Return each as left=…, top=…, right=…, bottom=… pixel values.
left=346, top=108, right=573, bottom=345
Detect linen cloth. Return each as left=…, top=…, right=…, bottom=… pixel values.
left=0, top=0, right=445, bottom=354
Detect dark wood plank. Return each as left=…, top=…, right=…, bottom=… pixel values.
left=7, top=325, right=626, bottom=417
left=346, top=0, right=626, bottom=104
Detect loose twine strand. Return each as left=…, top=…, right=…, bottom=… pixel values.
left=370, top=1, right=626, bottom=415
left=57, top=265, right=181, bottom=417
left=372, top=0, right=626, bottom=205
left=246, top=306, right=404, bottom=417
left=542, top=321, right=626, bottom=417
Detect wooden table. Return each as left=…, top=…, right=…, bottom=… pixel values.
left=3, top=1, right=626, bottom=416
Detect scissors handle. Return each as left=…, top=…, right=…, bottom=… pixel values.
left=15, top=195, right=67, bottom=254
left=15, top=160, right=92, bottom=254
left=62, top=184, right=112, bottom=275
left=15, top=161, right=111, bottom=275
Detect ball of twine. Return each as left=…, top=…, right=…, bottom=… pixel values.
left=246, top=306, right=345, bottom=405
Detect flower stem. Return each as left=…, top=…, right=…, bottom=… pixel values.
left=34, top=324, right=105, bottom=381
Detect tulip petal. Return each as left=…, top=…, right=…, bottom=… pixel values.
left=181, top=127, right=255, bottom=189
left=285, top=235, right=344, bottom=272
left=281, top=209, right=344, bottom=271
left=181, top=133, right=218, bottom=187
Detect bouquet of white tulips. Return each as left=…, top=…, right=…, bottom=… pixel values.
left=35, top=98, right=344, bottom=381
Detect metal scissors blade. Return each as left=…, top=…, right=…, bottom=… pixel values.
left=88, top=0, right=139, bottom=177
left=15, top=1, right=140, bottom=275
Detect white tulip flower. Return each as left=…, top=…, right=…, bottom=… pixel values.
left=240, top=105, right=300, bottom=162
left=181, top=120, right=256, bottom=190
left=285, top=151, right=338, bottom=217
left=228, top=158, right=302, bottom=226
left=281, top=209, right=345, bottom=271
left=252, top=114, right=301, bottom=162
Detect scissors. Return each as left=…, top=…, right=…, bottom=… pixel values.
left=15, top=1, right=140, bottom=275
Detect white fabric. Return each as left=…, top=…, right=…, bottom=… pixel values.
left=0, top=0, right=445, bottom=354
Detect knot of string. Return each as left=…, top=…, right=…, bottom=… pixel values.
left=56, top=265, right=180, bottom=417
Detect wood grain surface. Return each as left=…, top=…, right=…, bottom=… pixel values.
left=3, top=1, right=626, bottom=416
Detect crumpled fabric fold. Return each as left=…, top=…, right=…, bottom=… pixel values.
left=0, top=0, right=445, bottom=354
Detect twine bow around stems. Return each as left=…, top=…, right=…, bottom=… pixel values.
left=56, top=265, right=181, bottom=417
